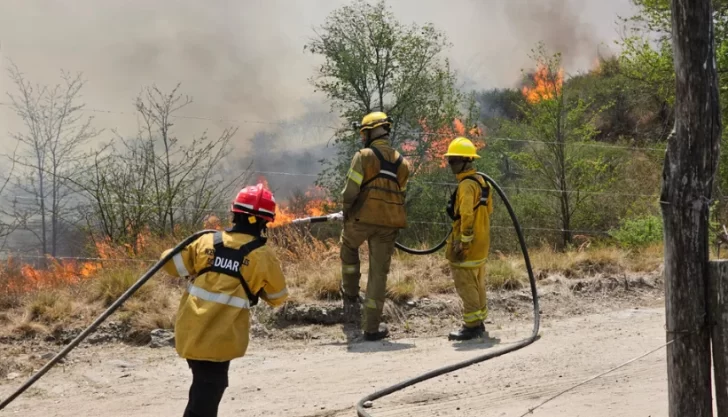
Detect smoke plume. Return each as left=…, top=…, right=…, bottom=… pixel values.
left=0, top=0, right=636, bottom=195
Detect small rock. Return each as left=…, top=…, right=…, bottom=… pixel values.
left=363, top=401, right=374, bottom=408
left=88, top=332, right=114, bottom=345
left=406, top=301, right=416, bottom=307
left=7, top=372, right=20, bottom=380
left=120, top=374, right=130, bottom=379
left=149, top=329, right=175, bottom=348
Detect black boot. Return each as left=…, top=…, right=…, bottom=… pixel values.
left=363, top=324, right=390, bottom=341
left=448, top=323, right=485, bottom=341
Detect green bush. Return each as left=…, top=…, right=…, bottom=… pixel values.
left=609, top=215, right=663, bottom=248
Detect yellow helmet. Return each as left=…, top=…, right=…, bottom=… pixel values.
left=359, top=111, right=392, bottom=132
left=443, top=137, right=481, bottom=159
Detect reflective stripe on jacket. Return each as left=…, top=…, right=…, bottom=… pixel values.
left=161, top=231, right=288, bottom=362
left=341, top=138, right=411, bottom=229
left=446, top=169, right=494, bottom=268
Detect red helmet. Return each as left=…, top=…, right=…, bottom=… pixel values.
left=231, top=183, right=276, bottom=222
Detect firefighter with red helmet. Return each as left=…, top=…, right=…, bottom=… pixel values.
left=160, top=183, right=288, bottom=417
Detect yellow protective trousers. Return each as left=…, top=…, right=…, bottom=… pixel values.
left=340, top=221, right=398, bottom=333
left=452, top=265, right=488, bottom=327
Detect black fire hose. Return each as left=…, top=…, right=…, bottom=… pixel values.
left=394, top=230, right=451, bottom=255
left=0, top=229, right=218, bottom=412
left=356, top=171, right=540, bottom=417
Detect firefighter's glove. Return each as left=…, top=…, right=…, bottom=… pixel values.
left=453, top=240, right=468, bottom=262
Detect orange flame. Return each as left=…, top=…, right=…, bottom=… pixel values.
left=257, top=175, right=270, bottom=191
left=302, top=186, right=333, bottom=217
left=522, top=62, right=564, bottom=104
left=268, top=205, right=296, bottom=228
left=592, top=57, right=601, bottom=73
left=408, top=118, right=485, bottom=169
left=6, top=258, right=102, bottom=292
left=257, top=176, right=334, bottom=228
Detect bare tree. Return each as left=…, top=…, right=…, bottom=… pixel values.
left=72, top=83, right=248, bottom=247
left=0, top=145, right=21, bottom=253
left=134, top=84, right=240, bottom=235
left=5, top=61, right=98, bottom=257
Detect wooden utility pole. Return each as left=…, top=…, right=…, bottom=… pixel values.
left=662, top=0, right=722, bottom=416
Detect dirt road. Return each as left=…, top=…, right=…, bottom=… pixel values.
left=0, top=305, right=679, bottom=417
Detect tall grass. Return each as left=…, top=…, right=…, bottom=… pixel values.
left=0, top=225, right=665, bottom=338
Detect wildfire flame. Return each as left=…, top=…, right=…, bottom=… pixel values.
left=406, top=118, right=485, bottom=169
left=521, top=62, right=564, bottom=104
left=0, top=257, right=102, bottom=293
left=256, top=177, right=333, bottom=228
left=592, top=57, right=602, bottom=74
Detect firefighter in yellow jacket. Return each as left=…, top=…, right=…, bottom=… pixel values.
left=160, top=184, right=288, bottom=417
left=340, top=111, right=412, bottom=341
left=443, top=137, right=494, bottom=341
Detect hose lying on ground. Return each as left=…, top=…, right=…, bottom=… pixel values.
left=356, top=172, right=541, bottom=417
left=0, top=230, right=218, bottom=411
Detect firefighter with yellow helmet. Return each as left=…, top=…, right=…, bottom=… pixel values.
left=443, top=137, right=494, bottom=341
left=160, top=184, right=288, bottom=416
left=340, top=111, right=412, bottom=341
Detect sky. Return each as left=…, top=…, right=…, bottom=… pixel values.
left=0, top=0, right=637, bottom=191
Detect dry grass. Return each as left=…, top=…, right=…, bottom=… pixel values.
left=527, top=245, right=627, bottom=277
left=0, top=226, right=665, bottom=340
left=24, top=291, right=74, bottom=325
left=89, top=265, right=157, bottom=307
left=487, top=258, right=527, bottom=290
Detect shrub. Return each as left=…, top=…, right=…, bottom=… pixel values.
left=610, top=215, right=663, bottom=249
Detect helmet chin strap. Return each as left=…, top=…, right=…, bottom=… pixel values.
left=364, top=131, right=388, bottom=148
left=451, top=160, right=473, bottom=174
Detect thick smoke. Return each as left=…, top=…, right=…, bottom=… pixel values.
left=503, top=0, right=625, bottom=70
left=0, top=0, right=636, bottom=195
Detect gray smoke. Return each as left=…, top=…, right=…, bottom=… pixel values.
left=0, top=0, right=636, bottom=192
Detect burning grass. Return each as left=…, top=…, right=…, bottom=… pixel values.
left=0, top=223, right=665, bottom=342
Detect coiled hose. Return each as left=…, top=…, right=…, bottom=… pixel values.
left=0, top=229, right=218, bottom=412
left=357, top=172, right=540, bottom=417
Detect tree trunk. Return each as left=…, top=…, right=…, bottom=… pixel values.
left=37, top=164, right=47, bottom=257
left=51, top=166, right=58, bottom=257
left=661, top=1, right=721, bottom=416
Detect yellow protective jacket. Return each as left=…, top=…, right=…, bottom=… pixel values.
left=341, top=138, right=412, bottom=229
left=445, top=169, right=494, bottom=268
left=161, top=230, right=288, bottom=362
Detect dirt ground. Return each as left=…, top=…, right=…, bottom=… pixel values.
left=0, top=282, right=684, bottom=417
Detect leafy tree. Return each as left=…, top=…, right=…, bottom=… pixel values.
left=620, top=0, right=728, bottom=218
left=305, top=0, right=478, bottom=195
left=502, top=44, right=620, bottom=248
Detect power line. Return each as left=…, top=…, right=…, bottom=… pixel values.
left=517, top=337, right=678, bottom=417
left=4, top=166, right=659, bottom=199
left=0, top=102, right=666, bottom=153
left=405, top=220, right=612, bottom=235
left=0, top=102, right=340, bottom=132
left=0, top=254, right=156, bottom=263
left=4, top=197, right=631, bottom=235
